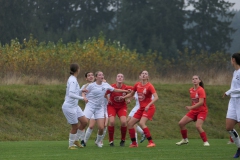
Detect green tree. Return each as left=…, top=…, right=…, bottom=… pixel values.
left=186, top=0, right=235, bottom=53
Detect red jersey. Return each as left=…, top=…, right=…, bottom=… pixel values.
left=189, top=86, right=208, bottom=112
left=106, top=84, right=133, bottom=109
left=133, top=82, right=156, bottom=109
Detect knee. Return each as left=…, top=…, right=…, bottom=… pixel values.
left=178, top=121, right=185, bottom=128
left=120, top=121, right=127, bottom=127
left=138, top=121, right=145, bottom=128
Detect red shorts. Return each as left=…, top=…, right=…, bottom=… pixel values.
left=133, top=106, right=155, bottom=120
left=186, top=110, right=208, bottom=121
left=107, top=106, right=127, bottom=118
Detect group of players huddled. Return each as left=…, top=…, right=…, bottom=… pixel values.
left=62, top=52, right=240, bottom=158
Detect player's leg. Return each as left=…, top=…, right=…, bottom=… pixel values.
left=108, top=106, right=116, bottom=146
left=101, top=112, right=109, bottom=145
left=128, top=117, right=139, bottom=147
left=196, top=112, right=210, bottom=146
left=95, top=118, right=105, bottom=147
left=176, top=112, right=194, bottom=145
left=84, top=117, right=96, bottom=146
left=226, top=98, right=240, bottom=158
left=118, top=107, right=127, bottom=147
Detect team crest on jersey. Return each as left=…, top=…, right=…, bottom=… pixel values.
left=102, top=87, right=106, bottom=91
left=143, top=88, right=147, bottom=94
left=114, top=96, right=124, bottom=102
left=138, top=93, right=145, bottom=101
left=236, top=75, right=240, bottom=80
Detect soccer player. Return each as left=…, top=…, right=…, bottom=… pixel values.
left=223, top=53, right=240, bottom=158
left=106, top=73, right=133, bottom=147
left=82, top=71, right=130, bottom=147
left=62, top=63, right=88, bottom=149
left=121, top=70, right=158, bottom=148
left=83, top=77, right=109, bottom=146
left=127, top=91, right=156, bottom=144
left=176, top=75, right=210, bottom=147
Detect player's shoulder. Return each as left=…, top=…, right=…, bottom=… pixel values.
left=68, top=75, right=77, bottom=83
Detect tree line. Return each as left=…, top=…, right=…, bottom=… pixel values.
left=0, top=0, right=237, bottom=59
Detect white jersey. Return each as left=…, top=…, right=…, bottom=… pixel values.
left=226, top=69, right=240, bottom=97
left=85, top=82, right=114, bottom=107
left=63, top=75, right=83, bottom=107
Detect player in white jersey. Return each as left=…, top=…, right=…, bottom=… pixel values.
left=82, top=71, right=130, bottom=147
left=62, top=63, right=88, bottom=150
left=223, top=53, right=240, bottom=158
left=81, top=72, right=109, bottom=147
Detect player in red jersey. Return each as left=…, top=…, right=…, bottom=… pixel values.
left=106, top=73, right=133, bottom=147
left=121, top=70, right=159, bottom=148
left=176, top=75, right=210, bottom=146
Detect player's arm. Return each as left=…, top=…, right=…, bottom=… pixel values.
left=186, top=98, right=204, bottom=110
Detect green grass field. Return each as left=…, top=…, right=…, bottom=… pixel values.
left=0, top=139, right=238, bottom=160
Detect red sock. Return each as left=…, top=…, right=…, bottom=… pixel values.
left=108, top=126, right=114, bottom=142
left=230, top=136, right=234, bottom=142
left=121, top=126, right=127, bottom=141
left=200, top=132, right=208, bottom=142
left=143, top=127, right=153, bottom=143
left=129, top=128, right=137, bottom=145
left=181, top=129, right=187, bottom=139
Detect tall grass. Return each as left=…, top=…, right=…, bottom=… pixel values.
left=0, top=83, right=232, bottom=141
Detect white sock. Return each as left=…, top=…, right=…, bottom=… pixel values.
left=76, top=129, right=81, bottom=141
left=135, top=132, right=138, bottom=143
left=229, top=129, right=240, bottom=148
left=69, top=133, right=76, bottom=147
left=96, top=134, right=104, bottom=144
left=102, top=127, right=107, bottom=140
left=136, top=125, right=144, bottom=134
left=79, top=129, right=85, bottom=141
left=84, top=128, right=93, bottom=143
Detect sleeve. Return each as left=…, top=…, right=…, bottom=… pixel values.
left=127, top=85, right=133, bottom=91
left=133, top=83, right=138, bottom=92
left=85, top=83, right=93, bottom=93
left=69, top=81, right=84, bottom=100
left=198, top=88, right=206, bottom=98
left=149, top=84, right=156, bottom=94
left=106, top=83, right=115, bottom=92
left=225, top=88, right=240, bottom=96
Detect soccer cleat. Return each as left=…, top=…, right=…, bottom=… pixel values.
left=74, top=141, right=83, bottom=148
left=95, top=141, right=103, bottom=148
left=227, top=141, right=234, bottom=144
left=140, top=134, right=146, bottom=143
left=176, top=139, right=189, bottom=145
left=203, top=142, right=210, bottom=146
left=233, top=149, right=240, bottom=158
left=147, top=142, right=156, bottom=148
left=120, top=140, right=125, bottom=147
left=81, top=140, right=86, bottom=147
left=109, top=141, right=114, bottom=147
left=129, top=143, right=138, bottom=148
left=68, top=146, right=78, bottom=150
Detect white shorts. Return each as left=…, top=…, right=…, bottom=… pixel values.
left=62, top=103, right=84, bottom=124
left=90, top=110, right=108, bottom=119
left=226, top=97, right=240, bottom=122
left=128, top=105, right=140, bottom=117
left=84, top=102, right=105, bottom=119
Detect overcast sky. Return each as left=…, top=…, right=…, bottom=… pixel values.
left=228, top=0, right=240, bottom=10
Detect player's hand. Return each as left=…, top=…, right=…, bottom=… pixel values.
left=83, top=97, right=88, bottom=103
left=145, top=106, right=150, bottom=112
left=185, top=106, right=192, bottom=111
left=82, top=89, right=88, bottom=93
left=222, top=93, right=227, bottom=98
left=126, top=99, right=131, bottom=104
left=119, top=96, right=125, bottom=100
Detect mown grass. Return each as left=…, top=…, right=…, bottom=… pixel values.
left=0, top=83, right=233, bottom=142
left=0, top=139, right=238, bottom=160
